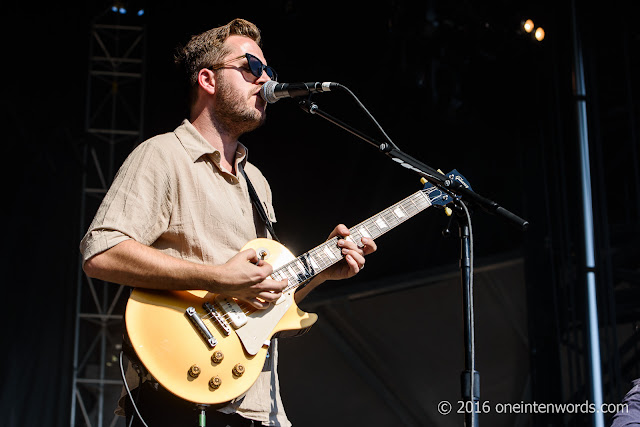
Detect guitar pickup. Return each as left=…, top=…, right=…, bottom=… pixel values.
left=186, top=306, right=217, bottom=348
left=214, top=296, right=248, bottom=329
left=203, top=302, right=232, bottom=336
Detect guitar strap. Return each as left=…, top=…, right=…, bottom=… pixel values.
left=238, top=163, right=280, bottom=243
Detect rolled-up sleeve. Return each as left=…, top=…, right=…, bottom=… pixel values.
left=80, top=136, right=173, bottom=265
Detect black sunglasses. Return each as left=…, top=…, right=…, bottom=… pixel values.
left=209, top=53, right=278, bottom=82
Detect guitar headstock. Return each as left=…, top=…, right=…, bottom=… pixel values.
left=421, top=169, right=472, bottom=208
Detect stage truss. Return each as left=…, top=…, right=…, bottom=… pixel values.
left=71, top=8, right=146, bottom=427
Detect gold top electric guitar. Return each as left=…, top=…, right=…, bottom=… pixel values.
left=124, top=171, right=467, bottom=405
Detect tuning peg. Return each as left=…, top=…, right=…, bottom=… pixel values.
left=420, top=169, right=447, bottom=187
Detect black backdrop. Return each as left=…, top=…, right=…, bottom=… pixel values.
left=1, top=0, right=638, bottom=425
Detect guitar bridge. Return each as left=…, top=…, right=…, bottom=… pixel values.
left=203, top=302, right=232, bottom=336
left=185, top=306, right=217, bottom=348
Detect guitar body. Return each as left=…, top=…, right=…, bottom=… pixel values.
left=125, top=238, right=318, bottom=405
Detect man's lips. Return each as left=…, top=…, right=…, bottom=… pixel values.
left=253, top=90, right=266, bottom=106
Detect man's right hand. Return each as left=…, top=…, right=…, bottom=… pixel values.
left=213, top=249, right=288, bottom=309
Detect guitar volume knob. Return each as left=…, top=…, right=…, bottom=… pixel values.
left=211, top=351, right=224, bottom=364
left=232, top=363, right=245, bottom=377
left=188, top=364, right=201, bottom=378
left=209, top=376, right=222, bottom=389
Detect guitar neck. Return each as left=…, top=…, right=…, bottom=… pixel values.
left=271, top=189, right=434, bottom=292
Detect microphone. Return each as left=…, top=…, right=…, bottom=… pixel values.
left=260, top=80, right=339, bottom=103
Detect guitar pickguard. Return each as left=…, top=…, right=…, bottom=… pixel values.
left=235, top=291, right=293, bottom=355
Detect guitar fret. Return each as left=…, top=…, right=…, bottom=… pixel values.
left=411, top=195, right=424, bottom=210
left=414, top=193, right=430, bottom=209
left=302, top=253, right=320, bottom=271
left=296, top=259, right=312, bottom=280
left=331, top=239, right=344, bottom=256
left=394, top=205, right=407, bottom=219
left=364, top=219, right=382, bottom=238
left=375, top=216, right=389, bottom=230
left=315, top=244, right=338, bottom=268
left=323, top=244, right=339, bottom=260
left=358, top=226, right=372, bottom=239
left=288, top=257, right=312, bottom=282
left=400, top=201, right=413, bottom=217
left=402, top=198, right=418, bottom=216
left=287, top=265, right=298, bottom=280
left=308, top=255, right=319, bottom=270
left=281, top=267, right=298, bottom=285
left=405, top=202, right=418, bottom=216
left=308, top=249, right=326, bottom=269
left=311, top=248, right=330, bottom=269
left=382, top=209, right=400, bottom=227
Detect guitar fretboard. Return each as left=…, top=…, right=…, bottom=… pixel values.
left=270, top=188, right=439, bottom=292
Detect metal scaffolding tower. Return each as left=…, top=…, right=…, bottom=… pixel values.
left=525, top=3, right=640, bottom=424
left=71, top=8, right=146, bottom=427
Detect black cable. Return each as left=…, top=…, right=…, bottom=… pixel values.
left=460, top=201, right=475, bottom=405
left=335, top=83, right=402, bottom=152
left=119, top=351, right=150, bottom=427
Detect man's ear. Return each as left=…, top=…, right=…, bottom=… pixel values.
left=197, top=68, right=216, bottom=95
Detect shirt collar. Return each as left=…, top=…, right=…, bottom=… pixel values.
left=175, top=119, right=249, bottom=168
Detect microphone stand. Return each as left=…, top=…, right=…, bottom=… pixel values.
left=298, top=96, right=528, bottom=427
left=298, top=98, right=528, bottom=229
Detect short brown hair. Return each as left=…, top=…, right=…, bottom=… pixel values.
left=174, top=18, right=262, bottom=106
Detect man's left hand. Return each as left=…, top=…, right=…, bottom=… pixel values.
left=320, top=224, right=377, bottom=281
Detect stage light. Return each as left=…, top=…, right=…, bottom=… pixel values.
left=523, top=19, right=535, bottom=33
left=111, top=1, right=127, bottom=14
left=535, top=27, right=545, bottom=41
left=137, top=9, right=144, bottom=16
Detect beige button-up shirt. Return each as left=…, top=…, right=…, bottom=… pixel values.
left=80, top=120, right=290, bottom=426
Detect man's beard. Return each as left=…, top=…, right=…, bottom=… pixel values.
left=213, top=75, right=266, bottom=137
